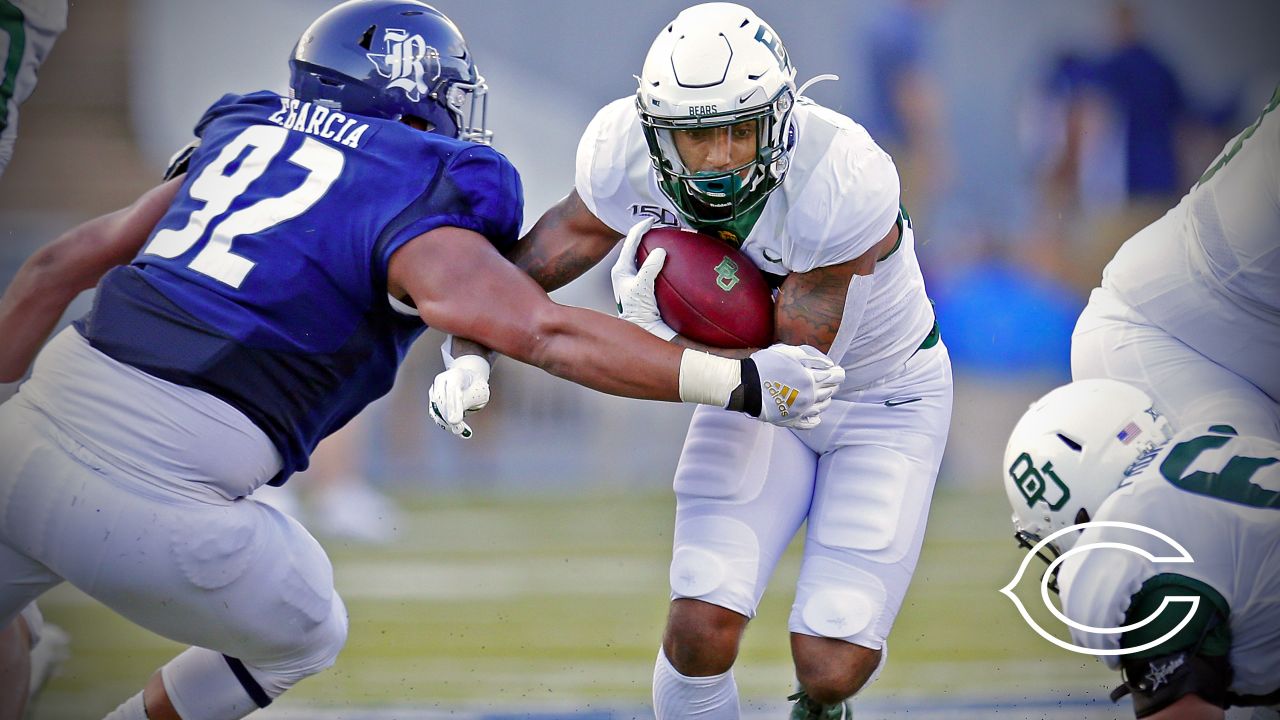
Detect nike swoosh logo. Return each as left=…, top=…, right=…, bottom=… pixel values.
left=762, top=249, right=782, bottom=263
left=883, top=398, right=922, bottom=407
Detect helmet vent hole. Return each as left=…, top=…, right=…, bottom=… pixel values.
left=1056, top=433, right=1083, bottom=452
left=1074, top=508, right=1090, bottom=525
left=358, top=24, right=376, bottom=50
left=739, top=18, right=749, bottom=28
left=401, top=10, right=424, bottom=16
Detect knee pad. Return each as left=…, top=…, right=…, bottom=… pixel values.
left=669, top=516, right=760, bottom=616
left=163, top=594, right=348, bottom=720
left=791, top=557, right=888, bottom=643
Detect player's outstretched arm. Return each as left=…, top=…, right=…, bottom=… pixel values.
left=388, top=225, right=843, bottom=427
left=0, top=178, right=183, bottom=382
left=505, top=189, right=621, bottom=292
left=428, top=191, right=621, bottom=437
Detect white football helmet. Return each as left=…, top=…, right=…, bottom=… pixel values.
left=1003, top=379, right=1174, bottom=571
left=636, top=2, right=797, bottom=227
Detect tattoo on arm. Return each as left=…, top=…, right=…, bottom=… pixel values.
left=508, top=192, right=616, bottom=292
left=774, top=265, right=855, bottom=352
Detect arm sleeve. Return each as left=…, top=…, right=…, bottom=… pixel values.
left=1120, top=574, right=1231, bottom=660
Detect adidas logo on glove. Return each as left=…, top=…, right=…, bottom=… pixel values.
left=765, top=381, right=799, bottom=417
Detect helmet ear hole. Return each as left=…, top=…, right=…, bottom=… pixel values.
left=358, top=24, right=376, bottom=50
left=1074, top=507, right=1090, bottom=525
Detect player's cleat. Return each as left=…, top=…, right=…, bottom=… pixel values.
left=787, top=690, right=853, bottom=720
left=25, top=622, right=70, bottom=719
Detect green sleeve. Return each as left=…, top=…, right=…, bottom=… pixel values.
left=1122, top=573, right=1232, bottom=659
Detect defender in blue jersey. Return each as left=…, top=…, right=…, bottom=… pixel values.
left=0, top=2, right=844, bottom=719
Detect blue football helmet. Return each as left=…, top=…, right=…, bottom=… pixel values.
left=289, top=0, right=491, bottom=143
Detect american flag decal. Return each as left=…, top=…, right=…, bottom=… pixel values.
left=1117, top=421, right=1142, bottom=444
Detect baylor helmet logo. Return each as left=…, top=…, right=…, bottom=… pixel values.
left=1008, top=452, right=1070, bottom=511
left=714, top=257, right=740, bottom=292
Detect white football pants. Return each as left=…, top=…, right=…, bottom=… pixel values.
left=668, top=342, right=952, bottom=649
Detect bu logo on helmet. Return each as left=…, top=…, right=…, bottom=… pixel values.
left=753, top=25, right=791, bottom=73
left=367, top=28, right=441, bottom=102
left=1009, top=452, right=1070, bottom=511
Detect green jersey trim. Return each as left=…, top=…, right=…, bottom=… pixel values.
left=1122, top=573, right=1231, bottom=660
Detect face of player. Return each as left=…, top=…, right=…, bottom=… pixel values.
left=671, top=119, right=758, bottom=176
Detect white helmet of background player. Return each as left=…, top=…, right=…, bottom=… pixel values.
left=636, top=2, right=798, bottom=225
left=1003, top=379, right=1174, bottom=569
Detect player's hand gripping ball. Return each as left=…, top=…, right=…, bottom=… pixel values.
left=636, top=226, right=775, bottom=348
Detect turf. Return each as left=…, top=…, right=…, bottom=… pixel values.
left=29, top=483, right=1115, bottom=718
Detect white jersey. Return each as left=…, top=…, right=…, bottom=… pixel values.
left=575, top=97, right=935, bottom=392
left=1099, top=88, right=1280, bottom=402
left=1059, top=426, right=1280, bottom=696
left=0, top=0, right=68, bottom=178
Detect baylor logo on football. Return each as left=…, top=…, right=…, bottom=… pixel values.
left=368, top=28, right=441, bottom=102
left=1009, top=452, right=1070, bottom=511
left=714, top=257, right=740, bottom=291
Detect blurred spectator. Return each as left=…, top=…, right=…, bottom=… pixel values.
left=1023, top=1, right=1238, bottom=292
left=858, top=0, right=952, bottom=249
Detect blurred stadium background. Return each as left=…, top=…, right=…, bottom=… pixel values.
left=1, top=1, right=1276, bottom=718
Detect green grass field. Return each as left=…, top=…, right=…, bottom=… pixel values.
left=30, top=482, right=1116, bottom=718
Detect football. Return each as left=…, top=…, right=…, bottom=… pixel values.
left=636, top=226, right=775, bottom=348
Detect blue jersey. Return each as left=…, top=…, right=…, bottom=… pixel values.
left=75, top=91, right=524, bottom=484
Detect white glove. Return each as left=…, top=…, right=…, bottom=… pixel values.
left=746, top=344, right=844, bottom=430
left=610, top=216, right=676, bottom=340
left=428, top=354, right=491, bottom=439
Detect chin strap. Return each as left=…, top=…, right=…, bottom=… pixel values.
left=796, top=74, right=839, bottom=99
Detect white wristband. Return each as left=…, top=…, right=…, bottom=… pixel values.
left=677, top=349, right=742, bottom=407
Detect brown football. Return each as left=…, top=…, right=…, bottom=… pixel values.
left=636, top=226, right=775, bottom=349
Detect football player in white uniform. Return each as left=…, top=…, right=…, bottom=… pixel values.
left=1003, top=379, right=1279, bottom=719
left=0, top=2, right=842, bottom=719
left=0, top=0, right=66, bottom=179
left=432, top=4, right=952, bottom=717
left=1071, top=85, right=1280, bottom=441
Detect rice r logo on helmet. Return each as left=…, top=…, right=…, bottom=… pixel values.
left=368, top=28, right=441, bottom=102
